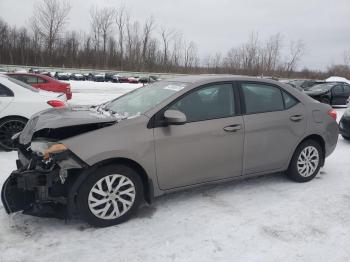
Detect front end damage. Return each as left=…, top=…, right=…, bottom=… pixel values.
left=1, top=106, right=118, bottom=219
left=1, top=145, right=86, bottom=218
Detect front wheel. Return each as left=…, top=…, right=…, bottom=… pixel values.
left=286, top=140, right=323, bottom=182
left=0, top=117, right=27, bottom=151
left=77, top=164, right=143, bottom=227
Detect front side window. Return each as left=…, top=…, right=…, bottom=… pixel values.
left=169, top=83, right=235, bottom=122
left=242, top=83, right=284, bottom=114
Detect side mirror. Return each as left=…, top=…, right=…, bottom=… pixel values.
left=163, top=110, right=187, bottom=125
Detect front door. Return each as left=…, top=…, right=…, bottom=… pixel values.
left=154, top=83, right=244, bottom=190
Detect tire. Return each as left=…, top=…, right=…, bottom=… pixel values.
left=0, top=117, right=27, bottom=151
left=77, top=164, right=143, bottom=227
left=286, top=139, right=323, bottom=182
left=342, top=135, right=350, bottom=141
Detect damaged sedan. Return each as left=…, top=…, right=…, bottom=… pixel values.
left=1, top=76, right=339, bottom=227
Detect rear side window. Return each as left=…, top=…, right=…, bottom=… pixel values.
left=282, top=91, right=299, bottom=109
left=343, top=84, right=350, bottom=95
left=0, top=83, right=14, bottom=97
left=24, top=76, right=38, bottom=84
left=241, top=83, right=284, bottom=114
left=37, top=77, right=48, bottom=83
left=7, top=77, right=39, bottom=92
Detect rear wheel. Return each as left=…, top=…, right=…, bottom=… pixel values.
left=342, top=135, right=350, bottom=141
left=287, top=140, right=323, bottom=182
left=77, top=164, right=143, bottom=227
left=0, top=117, right=27, bottom=151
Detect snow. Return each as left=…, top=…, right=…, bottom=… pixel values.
left=0, top=84, right=350, bottom=261
left=326, top=76, right=350, bottom=84
left=67, top=80, right=142, bottom=105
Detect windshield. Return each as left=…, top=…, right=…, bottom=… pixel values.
left=7, top=76, right=39, bottom=92
left=307, top=83, right=334, bottom=91
left=104, top=81, right=187, bottom=118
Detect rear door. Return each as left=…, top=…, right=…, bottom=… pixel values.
left=239, top=82, right=306, bottom=174
left=153, top=82, right=244, bottom=189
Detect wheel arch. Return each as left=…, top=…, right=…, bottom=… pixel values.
left=292, top=134, right=326, bottom=167
left=71, top=157, right=154, bottom=209
left=0, top=115, right=28, bottom=122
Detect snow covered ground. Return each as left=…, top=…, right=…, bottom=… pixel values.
left=0, top=83, right=349, bottom=262
left=67, top=80, right=142, bottom=105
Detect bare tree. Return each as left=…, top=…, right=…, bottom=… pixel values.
left=115, top=5, right=128, bottom=69
left=90, top=7, right=102, bottom=52
left=344, top=49, right=350, bottom=66
left=141, top=16, right=155, bottom=66
left=184, top=41, right=198, bottom=71
left=31, top=0, right=71, bottom=61
left=160, top=27, right=174, bottom=67
left=261, top=33, right=282, bottom=74
left=171, top=32, right=183, bottom=68
left=285, top=40, right=305, bottom=75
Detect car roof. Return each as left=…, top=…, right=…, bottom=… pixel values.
left=7, top=72, right=57, bottom=81
left=166, top=74, right=280, bottom=86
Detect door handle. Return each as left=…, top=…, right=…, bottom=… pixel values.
left=290, top=115, right=304, bottom=122
left=223, top=124, right=241, bottom=132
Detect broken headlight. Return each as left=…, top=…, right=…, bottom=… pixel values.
left=31, top=141, right=68, bottom=159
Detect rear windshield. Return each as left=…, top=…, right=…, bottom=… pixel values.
left=7, top=76, right=39, bottom=92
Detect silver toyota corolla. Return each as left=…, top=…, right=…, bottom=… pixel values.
left=1, top=75, right=339, bottom=227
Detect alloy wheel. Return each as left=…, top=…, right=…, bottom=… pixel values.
left=88, top=174, right=136, bottom=220
left=297, top=146, right=319, bottom=177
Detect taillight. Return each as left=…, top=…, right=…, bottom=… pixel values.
left=327, top=109, right=337, bottom=120
left=47, top=100, right=66, bottom=108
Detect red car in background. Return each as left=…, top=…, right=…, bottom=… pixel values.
left=6, top=73, right=72, bottom=100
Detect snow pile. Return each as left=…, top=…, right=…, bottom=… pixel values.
left=326, top=76, right=350, bottom=84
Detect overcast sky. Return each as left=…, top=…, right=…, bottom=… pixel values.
left=0, top=0, right=349, bottom=70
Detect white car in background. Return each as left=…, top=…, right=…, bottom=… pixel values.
left=0, top=75, right=67, bottom=150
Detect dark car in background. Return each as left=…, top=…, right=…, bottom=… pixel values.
left=71, top=73, right=85, bottom=81
left=287, top=79, right=325, bottom=91
left=92, top=73, right=105, bottom=82
left=105, top=73, right=120, bottom=83
left=55, top=72, right=71, bottom=81
left=304, top=82, right=350, bottom=105
left=339, top=107, right=350, bottom=140
left=7, top=72, right=72, bottom=100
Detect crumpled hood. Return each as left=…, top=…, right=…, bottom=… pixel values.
left=19, top=106, right=117, bottom=145
left=304, top=89, right=328, bottom=96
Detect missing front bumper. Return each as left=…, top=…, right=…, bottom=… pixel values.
left=1, top=171, right=36, bottom=214
left=1, top=168, right=64, bottom=216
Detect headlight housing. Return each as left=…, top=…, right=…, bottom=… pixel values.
left=31, top=141, right=68, bottom=159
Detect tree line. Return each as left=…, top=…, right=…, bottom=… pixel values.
left=0, top=0, right=349, bottom=79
